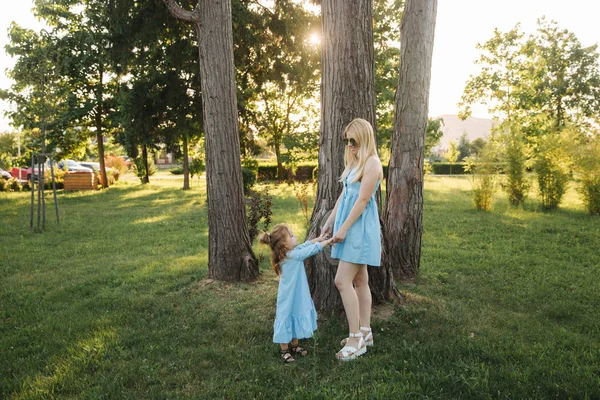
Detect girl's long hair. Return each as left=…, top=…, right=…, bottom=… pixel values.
left=339, top=118, right=379, bottom=184
left=259, top=224, right=290, bottom=276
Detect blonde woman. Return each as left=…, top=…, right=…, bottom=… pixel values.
left=321, top=118, right=383, bottom=361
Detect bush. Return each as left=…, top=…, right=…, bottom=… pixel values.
left=0, top=178, right=8, bottom=192
left=242, top=167, right=256, bottom=195
left=465, top=138, right=501, bottom=211
left=533, top=131, right=571, bottom=211
left=500, top=127, right=529, bottom=206
left=572, top=132, right=600, bottom=215
left=132, top=158, right=158, bottom=183
left=170, top=167, right=184, bottom=175
left=247, top=187, right=273, bottom=243
left=189, top=156, right=205, bottom=179
left=8, top=178, right=21, bottom=192
left=105, top=156, right=128, bottom=176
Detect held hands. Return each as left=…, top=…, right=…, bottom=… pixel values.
left=315, top=232, right=334, bottom=247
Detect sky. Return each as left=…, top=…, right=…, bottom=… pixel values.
left=1, top=0, right=599, bottom=132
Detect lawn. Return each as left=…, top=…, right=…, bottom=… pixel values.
left=0, top=173, right=599, bottom=399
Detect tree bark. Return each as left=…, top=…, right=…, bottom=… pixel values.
left=383, top=0, right=437, bottom=280
left=141, top=143, right=150, bottom=184
left=306, top=0, right=398, bottom=312
left=96, top=63, right=108, bottom=189
left=183, top=131, right=190, bottom=190
left=164, top=0, right=258, bottom=281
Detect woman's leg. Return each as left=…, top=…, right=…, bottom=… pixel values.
left=335, top=261, right=362, bottom=350
left=353, top=265, right=372, bottom=332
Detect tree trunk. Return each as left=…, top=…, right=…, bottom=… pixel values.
left=195, top=1, right=258, bottom=281
left=96, top=63, right=108, bottom=189
left=383, top=0, right=437, bottom=280
left=306, top=0, right=398, bottom=312
left=141, top=143, right=150, bottom=184
left=183, top=131, right=190, bottom=190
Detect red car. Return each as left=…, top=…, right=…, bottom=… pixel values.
left=11, top=166, right=31, bottom=180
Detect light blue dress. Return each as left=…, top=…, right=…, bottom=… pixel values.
left=331, top=168, right=381, bottom=266
left=272, top=241, right=322, bottom=344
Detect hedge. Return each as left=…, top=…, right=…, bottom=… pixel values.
left=430, top=162, right=467, bottom=175
left=252, top=161, right=468, bottom=180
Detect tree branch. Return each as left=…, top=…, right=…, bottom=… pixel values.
left=162, top=0, right=199, bottom=24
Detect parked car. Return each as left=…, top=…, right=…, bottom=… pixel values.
left=78, top=161, right=116, bottom=174
left=57, top=160, right=94, bottom=173
left=11, top=161, right=51, bottom=181
left=1, top=167, right=12, bottom=180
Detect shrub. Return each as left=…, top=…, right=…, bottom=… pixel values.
left=533, top=131, right=571, bottom=210
left=289, top=181, right=313, bottom=229
left=105, top=156, right=128, bottom=176
left=0, top=178, right=8, bottom=192
left=247, top=187, right=273, bottom=243
left=170, top=167, right=184, bottom=175
left=189, top=156, right=205, bottom=179
left=8, top=178, right=22, bottom=192
left=242, top=167, right=256, bottom=195
left=572, top=132, right=600, bottom=215
left=465, top=138, right=500, bottom=211
left=500, top=127, right=529, bottom=206
left=132, top=158, right=157, bottom=183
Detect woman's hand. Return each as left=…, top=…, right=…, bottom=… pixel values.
left=332, top=228, right=347, bottom=243
left=321, top=219, right=333, bottom=236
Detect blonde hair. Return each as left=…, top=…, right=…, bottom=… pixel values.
left=258, top=224, right=291, bottom=276
left=339, top=118, right=379, bottom=184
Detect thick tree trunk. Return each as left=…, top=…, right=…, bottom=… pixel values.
left=383, top=0, right=437, bottom=280
left=306, top=0, right=398, bottom=312
left=183, top=131, right=190, bottom=190
left=194, top=1, right=258, bottom=281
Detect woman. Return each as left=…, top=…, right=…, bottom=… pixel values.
left=321, top=118, right=383, bottom=361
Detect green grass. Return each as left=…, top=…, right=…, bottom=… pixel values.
left=0, top=174, right=598, bottom=399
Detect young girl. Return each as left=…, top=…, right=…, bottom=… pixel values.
left=260, top=224, right=333, bottom=363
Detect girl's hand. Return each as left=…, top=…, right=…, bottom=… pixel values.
left=332, top=229, right=347, bottom=243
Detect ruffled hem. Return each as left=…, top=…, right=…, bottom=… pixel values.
left=272, top=307, right=318, bottom=343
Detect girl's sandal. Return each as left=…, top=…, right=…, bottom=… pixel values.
left=340, top=326, right=374, bottom=347
left=336, top=332, right=366, bottom=362
left=290, top=344, right=308, bottom=357
left=280, top=349, right=295, bottom=363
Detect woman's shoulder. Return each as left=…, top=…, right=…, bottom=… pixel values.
left=364, top=156, right=383, bottom=178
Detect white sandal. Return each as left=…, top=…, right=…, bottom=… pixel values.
left=340, top=326, right=373, bottom=347
left=336, top=331, right=367, bottom=361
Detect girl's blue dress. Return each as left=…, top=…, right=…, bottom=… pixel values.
left=331, top=168, right=381, bottom=266
left=272, top=241, right=322, bottom=344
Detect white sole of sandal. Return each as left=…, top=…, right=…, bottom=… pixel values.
left=337, top=345, right=367, bottom=362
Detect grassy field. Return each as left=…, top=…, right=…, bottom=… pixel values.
left=1, top=173, right=599, bottom=399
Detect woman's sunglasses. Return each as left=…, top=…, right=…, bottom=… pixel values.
left=343, top=137, right=358, bottom=147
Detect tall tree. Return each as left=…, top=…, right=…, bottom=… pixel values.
left=164, top=0, right=258, bottom=281
left=528, top=18, right=600, bottom=130
left=231, top=1, right=320, bottom=163
left=382, top=0, right=437, bottom=280
left=374, top=0, right=404, bottom=151
left=113, top=1, right=203, bottom=188
left=306, top=0, right=397, bottom=311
